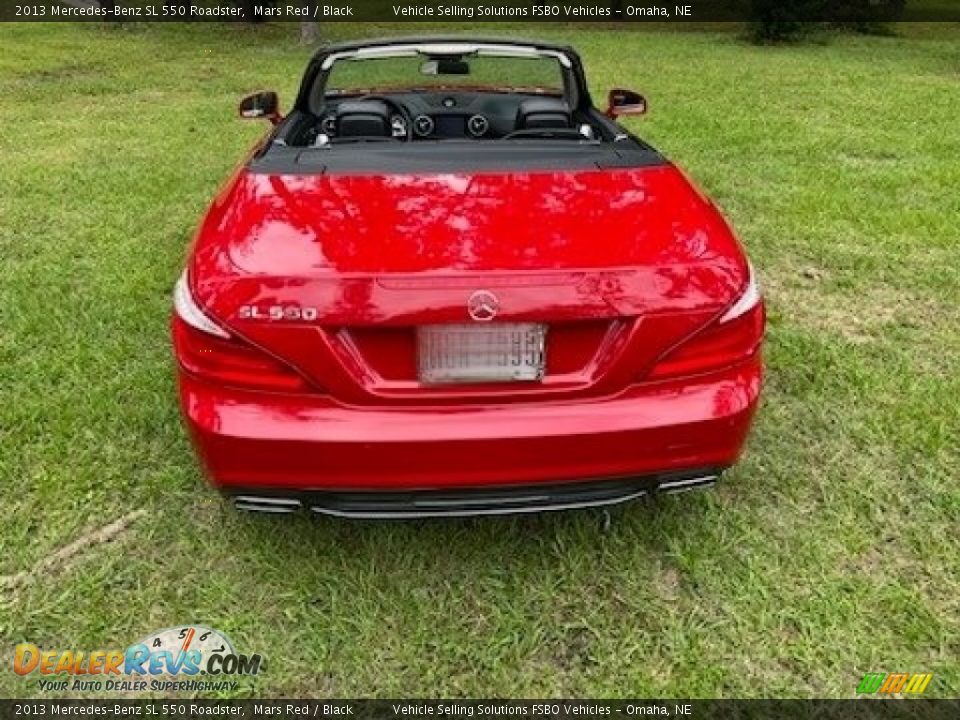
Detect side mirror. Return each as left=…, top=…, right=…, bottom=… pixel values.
left=239, top=91, right=281, bottom=125
left=605, top=88, right=647, bottom=119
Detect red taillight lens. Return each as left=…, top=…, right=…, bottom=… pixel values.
left=646, top=263, right=765, bottom=381
left=172, top=317, right=311, bottom=392
left=172, top=270, right=312, bottom=393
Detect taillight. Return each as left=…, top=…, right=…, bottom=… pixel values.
left=172, top=270, right=312, bottom=393
left=646, top=262, right=765, bottom=381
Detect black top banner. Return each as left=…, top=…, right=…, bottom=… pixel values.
left=2, top=701, right=960, bottom=720
left=4, top=0, right=960, bottom=22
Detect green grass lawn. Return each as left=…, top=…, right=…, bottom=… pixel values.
left=1, top=21, right=958, bottom=698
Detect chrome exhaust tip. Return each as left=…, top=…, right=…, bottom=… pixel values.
left=233, top=495, right=302, bottom=514
left=657, top=474, right=719, bottom=495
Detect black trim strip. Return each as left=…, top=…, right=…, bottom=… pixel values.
left=249, top=138, right=665, bottom=175
left=224, top=467, right=724, bottom=519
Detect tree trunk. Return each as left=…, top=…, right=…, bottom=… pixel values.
left=299, top=0, right=320, bottom=45
left=299, top=21, right=320, bottom=45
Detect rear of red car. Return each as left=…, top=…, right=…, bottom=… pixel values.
left=172, top=160, right=763, bottom=517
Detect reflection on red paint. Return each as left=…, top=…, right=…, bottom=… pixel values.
left=174, top=158, right=764, bottom=495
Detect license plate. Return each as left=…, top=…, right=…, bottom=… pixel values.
left=417, top=323, right=546, bottom=384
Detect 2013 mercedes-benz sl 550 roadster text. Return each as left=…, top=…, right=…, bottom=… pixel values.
left=172, top=37, right=765, bottom=518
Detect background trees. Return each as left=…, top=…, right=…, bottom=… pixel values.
left=748, top=0, right=908, bottom=42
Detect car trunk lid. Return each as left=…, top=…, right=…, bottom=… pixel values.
left=190, top=165, right=746, bottom=403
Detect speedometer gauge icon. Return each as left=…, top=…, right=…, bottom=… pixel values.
left=132, top=625, right=235, bottom=677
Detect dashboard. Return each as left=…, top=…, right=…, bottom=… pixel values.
left=307, top=91, right=571, bottom=143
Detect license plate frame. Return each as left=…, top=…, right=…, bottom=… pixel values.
left=417, top=323, right=547, bottom=385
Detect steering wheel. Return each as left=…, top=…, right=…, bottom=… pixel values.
left=356, top=94, right=413, bottom=141
left=502, top=128, right=587, bottom=141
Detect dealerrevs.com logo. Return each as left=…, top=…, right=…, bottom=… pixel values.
left=14, top=625, right=264, bottom=693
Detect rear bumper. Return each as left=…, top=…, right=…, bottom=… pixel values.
left=178, top=355, right=762, bottom=508
left=228, top=469, right=723, bottom=519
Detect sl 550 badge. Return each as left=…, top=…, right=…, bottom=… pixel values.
left=238, top=304, right=318, bottom=321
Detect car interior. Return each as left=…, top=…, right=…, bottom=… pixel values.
left=238, top=42, right=655, bottom=163
left=268, top=44, right=639, bottom=147
left=289, top=91, right=600, bottom=147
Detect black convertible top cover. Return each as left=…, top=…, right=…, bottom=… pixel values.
left=250, top=140, right=665, bottom=176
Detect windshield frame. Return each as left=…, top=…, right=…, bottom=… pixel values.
left=296, top=37, right=589, bottom=117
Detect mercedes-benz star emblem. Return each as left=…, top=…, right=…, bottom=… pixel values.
left=467, top=290, right=499, bottom=322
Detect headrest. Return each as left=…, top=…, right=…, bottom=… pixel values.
left=335, top=100, right=391, bottom=137
left=516, top=98, right=572, bottom=130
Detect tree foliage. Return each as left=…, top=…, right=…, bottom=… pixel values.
left=747, top=0, right=907, bottom=42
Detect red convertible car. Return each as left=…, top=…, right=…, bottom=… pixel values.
left=172, top=37, right=764, bottom=518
